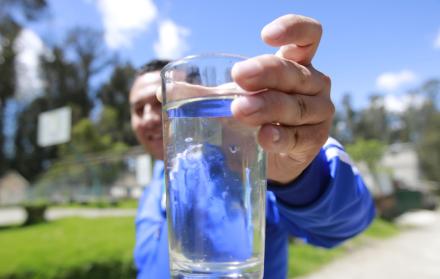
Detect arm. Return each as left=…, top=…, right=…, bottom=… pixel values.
left=232, top=15, right=375, bottom=247
left=134, top=162, right=167, bottom=273
left=231, top=14, right=333, bottom=185
left=268, top=138, right=375, bottom=248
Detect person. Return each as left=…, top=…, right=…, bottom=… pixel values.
left=131, top=14, right=375, bottom=279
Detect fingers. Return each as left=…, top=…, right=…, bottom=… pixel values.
left=231, top=91, right=334, bottom=126
left=156, top=86, right=163, bottom=103
left=232, top=55, right=330, bottom=95
left=261, top=14, right=323, bottom=65
left=258, top=120, right=331, bottom=160
left=257, top=120, right=332, bottom=183
left=158, top=81, right=245, bottom=103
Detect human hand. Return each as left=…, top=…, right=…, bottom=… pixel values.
left=231, top=14, right=334, bottom=184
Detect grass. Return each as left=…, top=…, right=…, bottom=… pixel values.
left=115, top=199, right=139, bottom=209
left=288, top=218, right=399, bottom=278
left=0, top=217, right=136, bottom=279
left=0, top=216, right=398, bottom=279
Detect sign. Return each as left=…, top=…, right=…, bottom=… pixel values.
left=37, top=107, right=72, bottom=147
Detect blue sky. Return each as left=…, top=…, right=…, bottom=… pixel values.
left=19, top=0, right=440, bottom=109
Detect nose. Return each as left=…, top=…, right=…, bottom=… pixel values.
left=139, top=103, right=161, bottom=129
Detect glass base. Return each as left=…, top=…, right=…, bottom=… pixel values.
left=170, top=257, right=263, bottom=279
left=171, top=270, right=262, bottom=279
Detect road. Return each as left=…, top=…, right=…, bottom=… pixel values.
left=0, top=207, right=136, bottom=226
left=299, top=210, right=440, bottom=279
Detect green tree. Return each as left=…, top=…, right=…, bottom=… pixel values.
left=13, top=27, right=111, bottom=181
left=13, top=96, right=56, bottom=180
left=416, top=79, right=440, bottom=185
left=64, top=27, right=113, bottom=118
left=418, top=113, right=440, bottom=184
left=97, top=63, right=137, bottom=145
left=332, top=93, right=358, bottom=145
left=38, top=118, right=129, bottom=191
left=0, top=0, right=48, bottom=22
left=0, top=19, right=20, bottom=174
left=355, top=94, right=390, bottom=142
left=346, top=139, right=386, bottom=171
left=0, top=0, right=47, bottom=175
left=42, top=28, right=110, bottom=122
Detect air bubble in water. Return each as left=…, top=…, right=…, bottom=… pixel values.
left=229, top=145, right=239, bottom=153
left=221, top=191, right=227, bottom=199
left=185, top=137, right=193, bottom=143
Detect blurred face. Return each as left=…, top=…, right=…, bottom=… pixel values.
left=130, top=71, right=164, bottom=160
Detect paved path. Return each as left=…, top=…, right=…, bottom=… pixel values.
left=0, top=207, right=136, bottom=226
left=299, top=210, right=440, bottom=279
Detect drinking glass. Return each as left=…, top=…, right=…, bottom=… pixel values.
left=161, top=53, right=266, bottom=279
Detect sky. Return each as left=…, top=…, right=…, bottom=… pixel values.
left=14, top=0, right=440, bottom=110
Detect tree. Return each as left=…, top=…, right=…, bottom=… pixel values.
left=418, top=113, right=440, bottom=184
left=0, top=20, right=20, bottom=174
left=13, top=96, right=57, bottom=180
left=37, top=118, right=129, bottom=191
left=0, top=0, right=47, bottom=175
left=64, top=27, right=113, bottom=117
left=354, top=94, right=390, bottom=142
left=346, top=139, right=386, bottom=171
left=97, top=63, right=137, bottom=145
left=0, top=0, right=48, bottom=22
left=332, top=93, right=357, bottom=145
left=41, top=28, right=111, bottom=122
left=416, top=79, right=440, bottom=185
left=12, top=27, right=111, bottom=181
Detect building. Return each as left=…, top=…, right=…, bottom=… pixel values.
left=380, top=142, right=421, bottom=189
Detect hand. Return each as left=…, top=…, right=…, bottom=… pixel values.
left=231, top=14, right=334, bottom=184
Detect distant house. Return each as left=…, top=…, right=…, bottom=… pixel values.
left=0, top=171, right=30, bottom=205
left=354, top=143, right=437, bottom=218
left=356, top=161, right=394, bottom=198
left=110, top=154, right=153, bottom=199
left=110, top=172, right=142, bottom=199
left=351, top=142, right=421, bottom=198
left=380, top=143, right=421, bottom=190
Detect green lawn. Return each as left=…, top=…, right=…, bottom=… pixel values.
left=0, top=217, right=136, bottom=279
left=0, top=217, right=398, bottom=279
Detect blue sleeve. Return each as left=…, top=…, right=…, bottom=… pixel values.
left=268, top=138, right=375, bottom=248
left=268, top=148, right=330, bottom=207
left=134, top=162, right=169, bottom=277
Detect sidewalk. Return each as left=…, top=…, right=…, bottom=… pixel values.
left=0, top=207, right=136, bottom=226
left=298, top=210, right=440, bottom=279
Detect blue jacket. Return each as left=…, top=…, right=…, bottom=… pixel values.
left=134, top=138, right=375, bottom=278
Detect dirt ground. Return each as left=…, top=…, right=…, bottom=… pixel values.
left=299, top=210, right=440, bottom=279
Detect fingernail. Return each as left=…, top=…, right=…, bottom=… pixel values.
left=233, top=96, right=263, bottom=115
left=234, top=60, right=261, bottom=78
left=262, top=24, right=285, bottom=41
left=271, top=126, right=281, bottom=143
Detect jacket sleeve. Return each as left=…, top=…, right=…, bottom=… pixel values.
left=133, top=164, right=167, bottom=272
left=267, top=138, right=376, bottom=248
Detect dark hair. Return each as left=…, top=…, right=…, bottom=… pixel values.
left=136, top=59, right=171, bottom=76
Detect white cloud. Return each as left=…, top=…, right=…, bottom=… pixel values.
left=154, top=19, right=190, bottom=59
left=376, top=70, right=417, bottom=92
left=383, top=94, right=426, bottom=114
left=14, top=29, right=45, bottom=101
left=96, top=0, right=157, bottom=49
left=434, top=29, right=440, bottom=49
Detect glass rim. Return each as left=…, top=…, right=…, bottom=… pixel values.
left=160, top=52, right=248, bottom=80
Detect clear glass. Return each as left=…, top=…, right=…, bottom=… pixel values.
left=161, top=54, right=266, bottom=279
